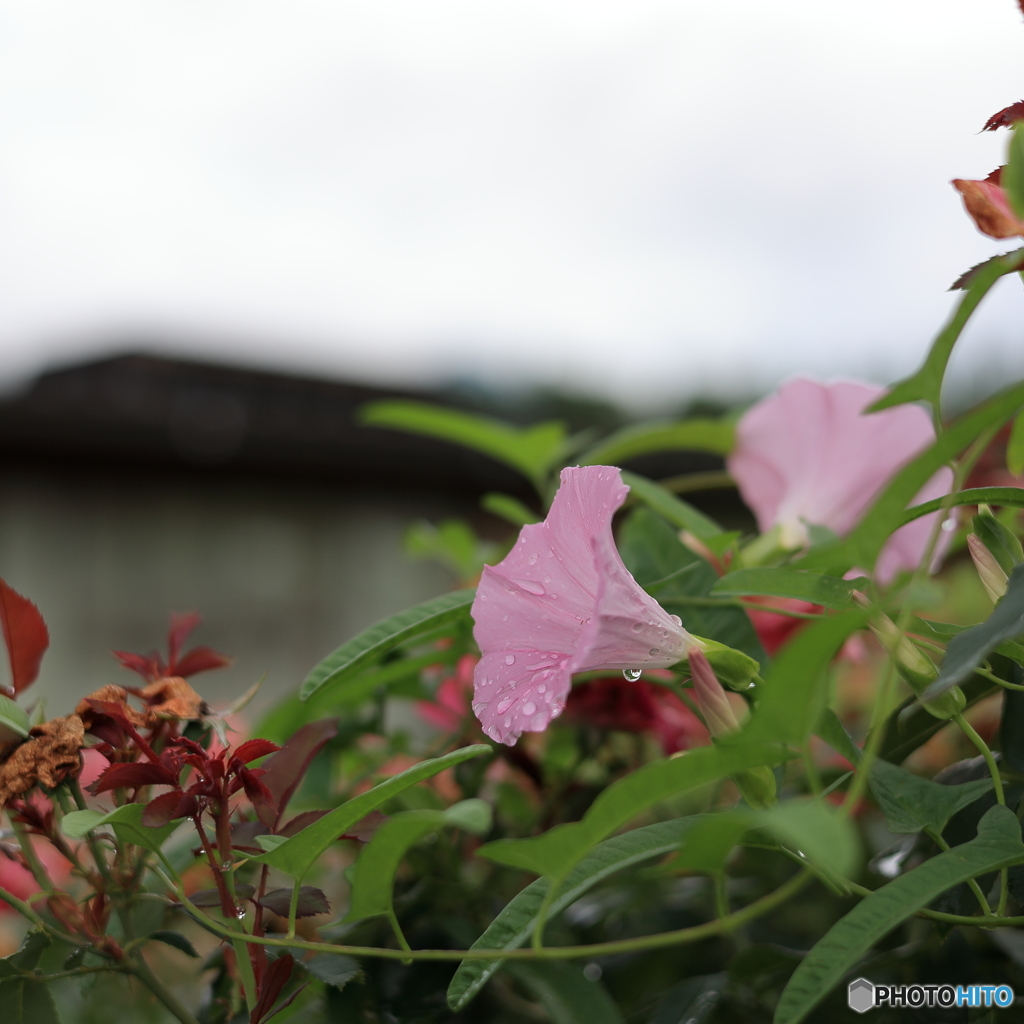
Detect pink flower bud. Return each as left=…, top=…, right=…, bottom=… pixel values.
left=952, top=169, right=1024, bottom=239
left=968, top=533, right=1009, bottom=603
left=688, top=647, right=739, bottom=738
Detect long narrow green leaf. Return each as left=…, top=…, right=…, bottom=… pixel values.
left=61, top=804, right=183, bottom=852
left=581, top=419, right=735, bottom=466
left=924, top=563, right=1024, bottom=700
left=733, top=610, right=869, bottom=748
left=346, top=800, right=491, bottom=924
left=898, top=486, right=1024, bottom=526
left=799, top=383, right=1024, bottom=576
left=869, top=759, right=993, bottom=834
left=448, top=817, right=707, bottom=1010
left=477, top=742, right=785, bottom=886
left=711, top=568, right=862, bottom=610
left=620, top=471, right=724, bottom=540
left=868, top=254, right=1022, bottom=414
left=250, top=745, right=491, bottom=880
left=815, top=708, right=861, bottom=765
left=505, top=962, right=625, bottom=1024
left=774, top=806, right=1024, bottom=1024
left=360, top=400, right=566, bottom=490
left=1004, top=123, right=1024, bottom=219
left=300, top=589, right=474, bottom=702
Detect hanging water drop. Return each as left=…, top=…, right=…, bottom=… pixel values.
left=623, top=668, right=642, bottom=682
left=670, top=614, right=683, bottom=626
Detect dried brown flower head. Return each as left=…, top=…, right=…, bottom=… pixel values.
left=0, top=715, right=85, bottom=805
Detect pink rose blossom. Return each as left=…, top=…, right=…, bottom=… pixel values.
left=728, top=379, right=952, bottom=584
left=471, top=466, right=698, bottom=745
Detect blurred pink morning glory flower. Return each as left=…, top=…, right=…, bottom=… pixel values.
left=727, top=379, right=953, bottom=583
left=470, top=465, right=698, bottom=745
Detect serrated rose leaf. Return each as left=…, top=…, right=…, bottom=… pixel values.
left=233, top=739, right=281, bottom=765
left=90, top=761, right=177, bottom=794
left=259, top=719, right=339, bottom=823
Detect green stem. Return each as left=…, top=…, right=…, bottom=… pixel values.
left=126, top=956, right=201, bottom=1024
left=713, top=873, right=729, bottom=922
left=386, top=909, right=413, bottom=956
left=531, top=885, right=557, bottom=952
left=803, top=746, right=822, bottom=797
left=954, top=714, right=1005, bottom=806
left=9, top=817, right=54, bottom=892
left=161, top=867, right=810, bottom=962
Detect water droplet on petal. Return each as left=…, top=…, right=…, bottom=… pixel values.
left=623, top=668, right=642, bottom=682
left=670, top=614, right=683, bottom=626
left=504, top=716, right=512, bottom=728
left=537, top=684, right=546, bottom=693
left=531, top=714, right=547, bottom=730
left=521, top=701, right=536, bottom=715
left=516, top=579, right=546, bottom=596
left=631, top=622, right=644, bottom=633
left=505, top=654, right=516, bottom=666
left=502, top=615, right=508, bottom=621
left=648, top=647, right=660, bottom=657
left=528, top=552, right=539, bottom=565
left=496, top=698, right=513, bottom=713
left=544, top=690, right=554, bottom=702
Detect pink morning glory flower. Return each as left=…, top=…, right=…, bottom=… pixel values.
left=470, top=465, right=698, bottom=745
left=727, top=378, right=952, bottom=584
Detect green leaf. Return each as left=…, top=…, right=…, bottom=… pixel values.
left=405, top=519, right=497, bottom=581
left=898, top=486, right=1024, bottom=526
left=102, top=803, right=183, bottom=853
left=346, top=799, right=490, bottom=924
left=924, top=563, right=1024, bottom=700
left=581, top=419, right=735, bottom=466
left=734, top=611, right=869, bottom=748
left=481, top=492, right=540, bottom=527
left=815, top=708, right=861, bottom=765
left=448, top=816, right=707, bottom=1011
left=774, top=805, right=1024, bottom=1024
left=1008, top=409, right=1024, bottom=477
left=673, top=814, right=750, bottom=875
left=868, top=255, right=1022, bottom=414
left=620, top=471, right=724, bottom=541
left=60, top=809, right=106, bottom=839
left=711, top=568, right=862, bottom=610
left=0, top=694, right=29, bottom=738
left=1004, top=122, right=1024, bottom=220
left=618, top=508, right=766, bottom=665
left=147, top=930, right=200, bottom=958
left=800, top=383, right=1024, bottom=576
left=251, top=745, right=491, bottom=880
left=477, top=743, right=785, bottom=887
left=504, top=962, right=625, bottom=1024
left=974, top=511, right=1024, bottom=575
left=0, top=932, right=60, bottom=1024
left=303, top=953, right=360, bottom=989
left=869, top=758, right=993, bottom=835
left=300, top=589, right=475, bottom=702
left=360, top=400, right=566, bottom=491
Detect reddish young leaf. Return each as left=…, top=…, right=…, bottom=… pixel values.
left=278, top=809, right=330, bottom=837
left=340, top=809, right=389, bottom=843
left=90, top=761, right=178, bottom=794
left=173, top=646, right=233, bottom=678
left=257, top=886, right=330, bottom=919
left=166, top=612, right=202, bottom=668
left=142, top=790, right=197, bottom=826
left=238, top=766, right=278, bottom=828
left=250, top=953, right=294, bottom=1024
left=233, top=739, right=281, bottom=765
left=112, top=650, right=163, bottom=682
left=259, top=718, right=339, bottom=825
left=983, top=100, right=1024, bottom=131
left=0, top=578, right=49, bottom=695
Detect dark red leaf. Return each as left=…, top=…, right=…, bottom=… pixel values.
left=231, top=819, right=270, bottom=850
left=142, top=790, right=196, bottom=826
left=340, top=810, right=389, bottom=843
left=250, top=953, right=294, bottom=1024
left=238, top=766, right=278, bottom=828
left=258, top=982, right=307, bottom=1023
left=0, top=578, right=49, bottom=695
left=112, top=650, right=163, bottom=682
left=983, top=101, right=1024, bottom=131
left=90, top=761, right=178, bottom=794
left=278, top=809, right=330, bottom=837
left=233, top=739, right=281, bottom=765
left=166, top=613, right=202, bottom=669
left=259, top=719, right=338, bottom=825
left=257, top=886, right=330, bottom=919
left=173, top=646, right=233, bottom=678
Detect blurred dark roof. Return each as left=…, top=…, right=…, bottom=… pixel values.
left=0, top=354, right=534, bottom=497
left=0, top=354, right=730, bottom=509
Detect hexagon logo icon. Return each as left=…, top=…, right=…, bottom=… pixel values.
left=848, top=978, right=874, bottom=1014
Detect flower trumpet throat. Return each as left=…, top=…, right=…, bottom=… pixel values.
left=850, top=593, right=965, bottom=720
left=688, top=648, right=776, bottom=809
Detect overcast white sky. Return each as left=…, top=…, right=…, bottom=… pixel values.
left=0, top=0, right=1022, bottom=409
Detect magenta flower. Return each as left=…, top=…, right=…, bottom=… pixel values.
left=471, top=466, right=698, bottom=745
left=728, top=379, right=952, bottom=584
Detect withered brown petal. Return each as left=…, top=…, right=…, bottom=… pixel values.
left=139, top=677, right=206, bottom=720
left=0, top=715, right=85, bottom=806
